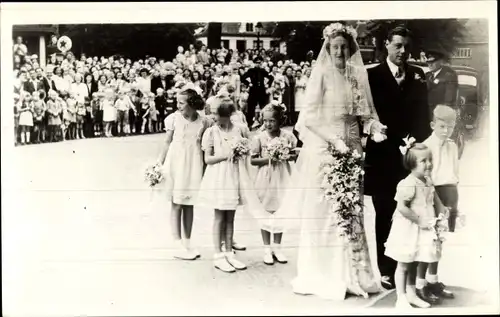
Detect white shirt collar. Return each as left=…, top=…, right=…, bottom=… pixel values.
left=386, top=57, right=402, bottom=77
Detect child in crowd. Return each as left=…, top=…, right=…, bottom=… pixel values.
left=102, top=88, right=117, bottom=137
left=14, top=94, right=21, bottom=145
left=155, top=88, right=167, bottom=132
left=91, top=92, right=102, bottom=137
left=64, top=93, right=77, bottom=140
left=417, top=105, right=462, bottom=302
left=149, top=92, right=158, bottom=133
left=18, top=92, right=34, bottom=145
left=384, top=141, right=450, bottom=309
left=157, top=87, right=209, bottom=260
left=139, top=95, right=151, bottom=134
left=114, top=89, right=132, bottom=136
left=250, top=103, right=297, bottom=265
left=76, top=93, right=87, bottom=139
left=32, top=90, right=47, bottom=144
left=47, top=90, right=62, bottom=142
left=165, top=89, right=178, bottom=119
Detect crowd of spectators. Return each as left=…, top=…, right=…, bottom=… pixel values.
left=13, top=35, right=314, bottom=146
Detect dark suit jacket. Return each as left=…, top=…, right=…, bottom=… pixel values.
left=23, top=80, right=36, bottom=94
left=364, top=62, right=432, bottom=197
left=36, top=77, right=51, bottom=94
left=151, top=76, right=171, bottom=94
left=241, top=67, right=274, bottom=92
left=426, top=65, right=459, bottom=112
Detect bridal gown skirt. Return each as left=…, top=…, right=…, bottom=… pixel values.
left=280, top=145, right=382, bottom=300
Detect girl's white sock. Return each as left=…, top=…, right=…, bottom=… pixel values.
left=264, top=246, right=272, bottom=254
left=26, top=132, right=30, bottom=142
left=20, top=133, right=25, bottom=143
left=184, top=239, right=191, bottom=249
left=416, top=278, right=427, bottom=290
left=426, top=274, right=438, bottom=284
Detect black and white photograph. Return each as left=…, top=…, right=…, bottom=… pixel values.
left=1, top=2, right=498, bottom=316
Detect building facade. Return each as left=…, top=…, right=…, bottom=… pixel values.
left=195, top=23, right=285, bottom=53
left=449, top=19, right=489, bottom=102
left=12, top=24, right=59, bottom=68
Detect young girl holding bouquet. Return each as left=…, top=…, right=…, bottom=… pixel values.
left=384, top=140, right=449, bottom=309
left=250, top=103, right=297, bottom=265
left=198, top=98, right=266, bottom=273
left=157, top=87, right=209, bottom=261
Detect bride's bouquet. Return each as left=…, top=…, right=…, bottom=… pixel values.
left=319, top=140, right=365, bottom=244
left=266, top=137, right=292, bottom=163
left=144, top=163, right=164, bottom=188
left=229, top=138, right=250, bottom=163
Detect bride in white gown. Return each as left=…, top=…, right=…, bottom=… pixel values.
left=276, top=23, right=387, bottom=300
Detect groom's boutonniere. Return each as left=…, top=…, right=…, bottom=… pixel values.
left=433, top=78, right=440, bottom=84
left=414, top=73, right=426, bottom=84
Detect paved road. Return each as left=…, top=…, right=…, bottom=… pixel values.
left=2, top=124, right=498, bottom=315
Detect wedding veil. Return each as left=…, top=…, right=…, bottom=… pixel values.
left=294, top=23, right=379, bottom=145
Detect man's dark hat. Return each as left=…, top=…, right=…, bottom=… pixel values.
left=426, top=48, right=448, bottom=62
left=140, top=67, right=150, bottom=74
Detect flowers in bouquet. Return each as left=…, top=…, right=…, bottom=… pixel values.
left=430, top=213, right=449, bottom=251
left=319, top=143, right=364, bottom=241
left=229, top=138, right=250, bottom=163
left=266, top=137, right=292, bottom=163
left=144, top=163, right=164, bottom=187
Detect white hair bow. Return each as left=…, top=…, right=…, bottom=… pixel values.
left=399, top=135, right=416, bottom=155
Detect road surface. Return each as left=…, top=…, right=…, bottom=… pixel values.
left=2, top=125, right=498, bottom=315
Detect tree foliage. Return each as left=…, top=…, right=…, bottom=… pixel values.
left=366, top=19, right=467, bottom=61
left=270, top=19, right=467, bottom=62
left=58, top=24, right=198, bottom=60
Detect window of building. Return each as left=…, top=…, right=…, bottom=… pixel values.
left=452, top=48, right=472, bottom=59
left=253, top=40, right=263, bottom=49
left=246, top=23, right=254, bottom=32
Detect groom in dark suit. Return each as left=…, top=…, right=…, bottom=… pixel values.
left=364, top=26, right=432, bottom=289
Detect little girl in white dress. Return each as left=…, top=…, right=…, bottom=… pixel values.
left=251, top=104, right=297, bottom=265
left=385, top=142, right=449, bottom=309
left=198, top=97, right=267, bottom=273
left=157, top=87, right=210, bottom=260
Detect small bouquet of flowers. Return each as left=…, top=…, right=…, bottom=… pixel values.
left=266, top=137, right=293, bottom=163
left=144, top=163, right=164, bottom=188
left=430, top=212, right=449, bottom=253
left=229, top=138, right=250, bottom=163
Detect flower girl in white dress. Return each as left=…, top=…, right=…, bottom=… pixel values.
left=250, top=103, right=298, bottom=265
left=198, top=97, right=268, bottom=273
left=157, top=86, right=210, bottom=260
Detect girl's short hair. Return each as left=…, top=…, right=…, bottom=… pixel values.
left=217, top=97, right=236, bottom=118
left=402, top=143, right=430, bottom=171
left=178, top=89, right=205, bottom=111
left=261, top=103, right=287, bottom=126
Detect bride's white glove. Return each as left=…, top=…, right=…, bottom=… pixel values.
left=370, top=121, right=387, bottom=143
left=330, top=137, right=349, bottom=154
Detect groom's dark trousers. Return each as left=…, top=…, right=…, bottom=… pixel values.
left=364, top=62, right=432, bottom=280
